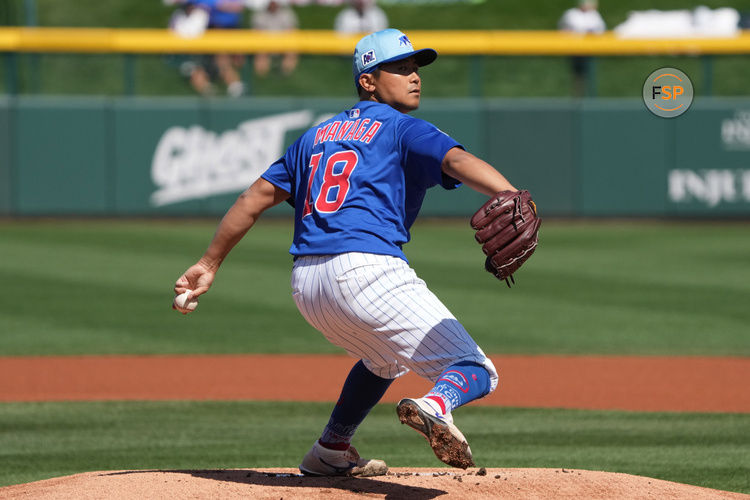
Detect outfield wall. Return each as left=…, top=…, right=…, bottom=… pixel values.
left=1, top=96, right=749, bottom=217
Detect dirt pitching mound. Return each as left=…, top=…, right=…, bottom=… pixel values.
left=2, top=468, right=747, bottom=499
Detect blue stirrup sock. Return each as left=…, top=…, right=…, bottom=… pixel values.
left=424, top=361, right=492, bottom=414
left=319, top=360, right=394, bottom=450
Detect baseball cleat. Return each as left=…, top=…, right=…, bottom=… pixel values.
left=299, top=441, right=388, bottom=477
left=397, top=397, right=474, bottom=469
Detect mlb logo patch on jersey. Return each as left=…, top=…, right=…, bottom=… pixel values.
left=361, top=50, right=377, bottom=67
left=349, top=108, right=360, bottom=119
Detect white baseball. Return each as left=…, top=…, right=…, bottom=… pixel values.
left=174, top=290, right=199, bottom=313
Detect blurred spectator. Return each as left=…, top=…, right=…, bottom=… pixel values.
left=333, top=0, right=388, bottom=35
left=167, top=0, right=247, bottom=97
left=559, top=0, right=605, bottom=34
left=169, top=3, right=210, bottom=39
left=614, top=7, right=740, bottom=38
left=558, top=0, right=605, bottom=97
left=251, top=0, right=299, bottom=77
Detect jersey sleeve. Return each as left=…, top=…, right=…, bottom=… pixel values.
left=261, top=145, right=297, bottom=207
left=399, top=117, right=463, bottom=190
left=261, top=155, right=293, bottom=192
left=192, top=0, right=218, bottom=9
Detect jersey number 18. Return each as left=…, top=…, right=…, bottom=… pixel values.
left=302, top=150, right=359, bottom=216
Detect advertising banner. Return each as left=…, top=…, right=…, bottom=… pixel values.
left=14, top=98, right=111, bottom=214
left=669, top=102, right=750, bottom=215
left=1, top=97, right=749, bottom=217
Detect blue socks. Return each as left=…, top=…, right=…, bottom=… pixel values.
left=424, top=361, right=491, bottom=414
left=319, top=360, right=394, bottom=449
left=319, top=360, right=489, bottom=449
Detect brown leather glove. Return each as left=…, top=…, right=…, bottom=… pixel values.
left=470, top=190, right=541, bottom=287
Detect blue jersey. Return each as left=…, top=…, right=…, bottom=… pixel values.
left=189, top=0, right=242, bottom=28
left=262, top=101, right=461, bottom=261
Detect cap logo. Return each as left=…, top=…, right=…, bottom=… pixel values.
left=361, top=50, right=377, bottom=67
left=398, top=35, right=412, bottom=48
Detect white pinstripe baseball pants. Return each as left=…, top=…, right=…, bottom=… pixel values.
left=291, top=252, right=498, bottom=391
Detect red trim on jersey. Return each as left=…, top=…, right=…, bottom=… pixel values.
left=314, top=150, right=358, bottom=213
left=302, top=153, right=323, bottom=217
left=361, top=121, right=382, bottom=144
left=344, top=119, right=360, bottom=141
left=314, top=124, right=330, bottom=146
left=353, top=119, right=371, bottom=141
left=336, top=121, right=355, bottom=141
left=323, top=121, right=341, bottom=142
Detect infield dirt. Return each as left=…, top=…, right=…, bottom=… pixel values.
left=1, top=354, right=748, bottom=412
left=1, top=468, right=748, bottom=499
left=2, top=354, right=748, bottom=498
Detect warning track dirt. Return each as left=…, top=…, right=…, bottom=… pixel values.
left=1, top=354, right=748, bottom=412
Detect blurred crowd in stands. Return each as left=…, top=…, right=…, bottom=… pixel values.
left=162, top=0, right=746, bottom=98
left=165, top=0, right=388, bottom=97
left=558, top=0, right=605, bottom=97
left=557, top=0, right=743, bottom=95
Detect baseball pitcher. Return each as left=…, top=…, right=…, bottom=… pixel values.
left=174, top=28, right=540, bottom=476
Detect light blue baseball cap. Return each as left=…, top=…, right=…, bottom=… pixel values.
left=353, top=29, right=438, bottom=85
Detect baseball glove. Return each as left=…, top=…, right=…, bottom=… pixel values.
left=470, top=190, right=541, bottom=287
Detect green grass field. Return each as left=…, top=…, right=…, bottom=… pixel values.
left=1, top=402, right=748, bottom=492
left=1, top=219, right=748, bottom=356
left=2, top=2, right=749, bottom=493
left=1, top=218, right=748, bottom=492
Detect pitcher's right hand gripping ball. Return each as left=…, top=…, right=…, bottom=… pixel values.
left=470, top=190, right=541, bottom=286
left=173, top=289, right=198, bottom=314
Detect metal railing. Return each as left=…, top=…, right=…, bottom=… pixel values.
left=2, top=28, right=749, bottom=96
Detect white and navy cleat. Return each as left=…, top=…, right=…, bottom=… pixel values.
left=396, top=397, right=474, bottom=469
left=299, top=441, right=388, bottom=477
